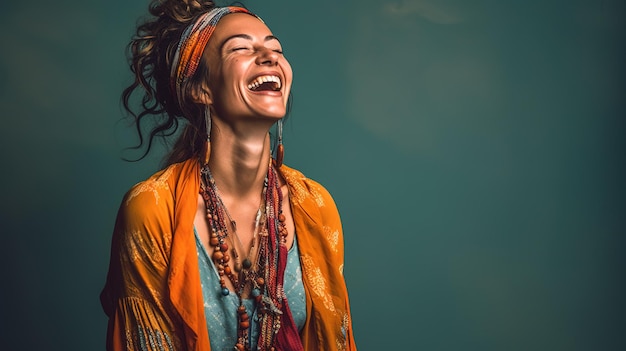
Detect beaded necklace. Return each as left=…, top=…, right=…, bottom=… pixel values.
left=199, top=161, right=288, bottom=351
left=209, top=175, right=266, bottom=280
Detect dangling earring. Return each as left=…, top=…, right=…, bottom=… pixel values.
left=274, top=119, right=284, bottom=168
left=203, top=107, right=212, bottom=166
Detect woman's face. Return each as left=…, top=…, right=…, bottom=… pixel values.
left=203, top=13, right=293, bottom=122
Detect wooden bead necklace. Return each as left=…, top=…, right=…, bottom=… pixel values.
left=200, top=161, right=288, bottom=350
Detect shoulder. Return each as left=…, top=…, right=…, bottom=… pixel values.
left=111, top=162, right=192, bottom=256
left=281, top=165, right=346, bottom=273
left=125, top=166, right=177, bottom=209
left=279, top=165, right=342, bottom=237
left=118, top=161, right=191, bottom=227
left=280, top=165, right=337, bottom=210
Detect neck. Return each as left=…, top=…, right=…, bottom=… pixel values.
left=207, top=120, right=274, bottom=199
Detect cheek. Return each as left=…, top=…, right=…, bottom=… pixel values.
left=220, top=58, right=246, bottom=85
left=282, top=61, right=294, bottom=89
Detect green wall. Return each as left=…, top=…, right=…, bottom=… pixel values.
left=1, top=0, right=624, bottom=350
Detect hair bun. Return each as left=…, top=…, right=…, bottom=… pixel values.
left=150, top=0, right=216, bottom=23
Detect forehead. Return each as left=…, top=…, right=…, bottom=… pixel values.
left=210, top=13, right=272, bottom=44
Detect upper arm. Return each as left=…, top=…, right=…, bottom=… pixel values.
left=102, top=181, right=182, bottom=350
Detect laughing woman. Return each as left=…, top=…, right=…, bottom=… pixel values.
left=100, top=1, right=356, bottom=350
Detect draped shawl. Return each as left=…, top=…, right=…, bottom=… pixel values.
left=100, top=158, right=356, bottom=350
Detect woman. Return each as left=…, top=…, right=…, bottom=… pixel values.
left=100, top=1, right=356, bottom=350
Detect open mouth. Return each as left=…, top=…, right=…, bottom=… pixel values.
left=247, top=75, right=282, bottom=92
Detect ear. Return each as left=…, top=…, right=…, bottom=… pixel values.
left=190, top=83, right=213, bottom=105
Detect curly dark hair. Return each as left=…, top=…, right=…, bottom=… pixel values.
left=122, top=0, right=217, bottom=166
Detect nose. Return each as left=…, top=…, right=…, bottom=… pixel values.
left=256, top=47, right=279, bottom=66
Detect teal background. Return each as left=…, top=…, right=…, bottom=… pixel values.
left=1, top=0, right=624, bottom=350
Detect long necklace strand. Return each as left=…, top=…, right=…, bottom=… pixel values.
left=199, top=162, right=287, bottom=351
left=257, top=162, right=288, bottom=349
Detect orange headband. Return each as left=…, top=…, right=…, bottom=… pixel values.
left=170, top=6, right=257, bottom=111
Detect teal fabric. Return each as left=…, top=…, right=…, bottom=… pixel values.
left=194, top=229, right=306, bottom=350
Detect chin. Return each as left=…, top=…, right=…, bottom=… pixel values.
left=256, top=108, right=287, bottom=119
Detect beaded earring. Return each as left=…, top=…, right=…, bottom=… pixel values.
left=274, top=119, right=284, bottom=167
left=203, top=107, right=212, bottom=165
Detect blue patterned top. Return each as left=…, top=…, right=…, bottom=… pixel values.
left=194, top=229, right=306, bottom=351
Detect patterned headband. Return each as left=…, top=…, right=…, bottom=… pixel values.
left=170, top=6, right=258, bottom=111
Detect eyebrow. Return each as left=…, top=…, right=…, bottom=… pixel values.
left=220, top=34, right=281, bottom=51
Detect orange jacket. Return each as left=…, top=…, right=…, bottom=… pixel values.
left=101, top=158, right=356, bottom=350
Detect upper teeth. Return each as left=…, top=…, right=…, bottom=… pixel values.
left=248, top=75, right=281, bottom=90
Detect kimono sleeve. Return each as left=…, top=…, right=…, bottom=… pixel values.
left=101, top=179, right=183, bottom=351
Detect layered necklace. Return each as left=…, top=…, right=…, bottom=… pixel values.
left=199, top=161, right=289, bottom=351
